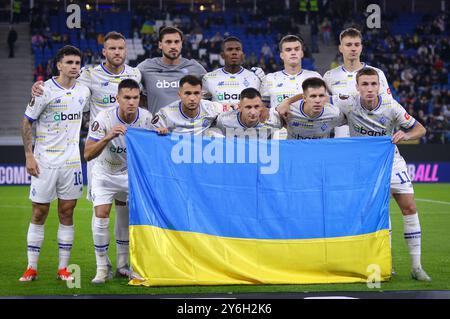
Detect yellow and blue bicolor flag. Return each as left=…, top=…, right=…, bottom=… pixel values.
left=126, top=129, right=394, bottom=286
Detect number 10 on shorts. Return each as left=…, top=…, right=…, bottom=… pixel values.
left=73, top=171, right=83, bottom=186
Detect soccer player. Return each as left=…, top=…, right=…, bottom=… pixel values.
left=210, top=88, right=278, bottom=139
left=202, top=37, right=264, bottom=106
left=261, top=35, right=322, bottom=108
left=323, top=27, right=391, bottom=137
left=260, top=35, right=322, bottom=139
left=138, top=26, right=207, bottom=115
left=151, top=75, right=228, bottom=135
left=84, top=79, right=154, bottom=284
left=272, top=77, right=346, bottom=139
left=20, top=45, right=90, bottom=282
left=31, top=32, right=141, bottom=278
left=333, top=68, right=431, bottom=281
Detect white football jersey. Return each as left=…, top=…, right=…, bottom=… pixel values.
left=24, top=78, right=90, bottom=168
left=323, top=63, right=391, bottom=96
left=211, top=109, right=281, bottom=139
left=151, top=99, right=225, bottom=135
left=280, top=100, right=346, bottom=139
left=77, top=63, right=142, bottom=125
left=332, top=93, right=415, bottom=137
left=202, top=67, right=261, bottom=105
left=88, top=107, right=153, bottom=175
left=260, top=69, right=322, bottom=108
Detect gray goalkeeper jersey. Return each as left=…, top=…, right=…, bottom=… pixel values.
left=137, top=57, right=207, bottom=114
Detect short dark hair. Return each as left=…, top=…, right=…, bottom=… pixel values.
left=179, top=75, right=202, bottom=88
left=118, top=79, right=140, bottom=92
left=221, top=36, right=243, bottom=52
left=104, top=31, right=126, bottom=42
left=240, top=88, right=261, bottom=101
left=356, top=68, right=379, bottom=84
left=278, top=34, right=304, bottom=52
left=55, top=45, right=82, bottom=62
left=339, top=28, right=362, bottom=43
left=302, top=77, right=327, bottom=92
left=159, top=26, right=184, bottom=42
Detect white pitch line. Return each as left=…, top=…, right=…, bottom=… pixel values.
left=416, top=198, right=450, bottom=206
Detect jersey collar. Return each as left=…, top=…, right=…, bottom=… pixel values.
left=360, top=95, right=382, bottom=112
left=116, top=106, right=139, bottom=125
left=341, top=62, right=366, bottom=74
left=101, top=63, right=125, bottom=75
left=179, top=102, right=200, bottom=120
left=51, top=77, right=76, bottom=90
left=299, top=100, right=324, bottom=119
left=221, top=67, right=244, bottom=75
left=282, top=70, right=303, bottom=77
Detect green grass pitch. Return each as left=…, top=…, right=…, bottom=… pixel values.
left=0, top=184, right=449, bottom=296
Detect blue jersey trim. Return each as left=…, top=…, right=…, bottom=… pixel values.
left=299, top=100, right=324, bottom=119
left=179, top=102, right=200, bottom=120
left=51, top=77, right=75, bottom=90
left=116, top=107, right=140, bottom=125
left=24, top=114, right=36, bottom=122
left=88, top=136, right=100, bottom=142
left=101, top=63, right=125, bottom=76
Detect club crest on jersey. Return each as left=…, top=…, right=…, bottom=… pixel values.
left=79, top=97, right=85, bottom=105
left=321, top=123, right=328, bottom=132
left=202, top=119, right=211, bottom=127
left=91, top=121, right=100, bottom=132
left=181, top=68, right=189, bottom=74
left=379, top=116, right=387, bottom=125
left=151, top=115, right=160, bottom=125
left=243, top=79, right=250, bottom=87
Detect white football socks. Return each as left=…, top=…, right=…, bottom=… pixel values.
left=403, top=213, right=422, bottom=269
left=115, top=205, right=129, bottom=269
left=27, top=223, right=44, bottom=269
left=57, top=223, right=74, bottom=269
left=93, top=216, right=110, bottom=269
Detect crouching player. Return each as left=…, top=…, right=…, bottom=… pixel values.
left=84, top=79, right=154, bottom=283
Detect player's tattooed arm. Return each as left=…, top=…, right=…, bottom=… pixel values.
left=21, top=117, right=40, bottom=177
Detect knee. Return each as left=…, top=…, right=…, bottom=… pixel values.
left=401, top=202, right=417, bottom=215
left=31, top=203, right=49, bottom=224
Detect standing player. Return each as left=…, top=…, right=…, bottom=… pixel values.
left=333, top=68, right=431, bottom=281
left=261, top=35, right=322, bottom=139
left=20, top=46, right=90, bottom=281
left=151, top=75, right=228, bottom=135
left=31, top=32, right=141, bottom=278
left=272, top=77, right=346, bottom=139
left=323, top=28, right=391, bottom=137
left=138, top=27, right=207, bottom=115
left=202, top=37, right=264, bottom=106
left=84, top=79, right=154, bottom=284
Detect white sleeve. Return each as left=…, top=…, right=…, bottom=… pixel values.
left=88, top=112, right=107, bottom=141
left=24, top=89, right=49, bottom=121
left=260, top=75, right=272, bottom=104
left=323, top=71, right=332, bottom=93
left=150, top=109, right=170, bottom=129
left=77, top=67, right=92, bottom=90
left=378, top=70, right=392, bottom=96
left=392, top=99, right=416, bottom=129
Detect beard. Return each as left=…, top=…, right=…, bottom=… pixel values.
left=163, top=50, right=181, bottom=60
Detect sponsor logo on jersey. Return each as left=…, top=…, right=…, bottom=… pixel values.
left=109, top=145, right=126, bottom=153
left=217, top=92, right=240, bottom=101
left=156, top=80, right=179, bottom=89
left=353, top=125, right=387, bottom=136
left=102, top=95, right=117, bottom=104
left=404, top=113, right=411, bottom=120
left=55, top=99, right=62, bottom=104
left=277, top=83, right=283, bottom=87
left=102, top=81, right=109, bottom=87
left=53, top=111, right=81, bottom=122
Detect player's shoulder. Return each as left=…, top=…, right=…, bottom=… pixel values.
left=218, top=109, right=238, bottom=120
left=323, top=65, right=342, bottom=78
left=74, top=81, right=90, bottom=93
left=302, top=69, right=322, bottom=78
left=124, top=64, right=141, bottom=76
left=138, top=107, right=153, bottom=119
left=203, top=68, right=222, bottom=79
left=159, top=100, right=180, bottom=114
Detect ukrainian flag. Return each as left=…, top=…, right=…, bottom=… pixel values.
left=126, top=129, right=394, bottom=286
